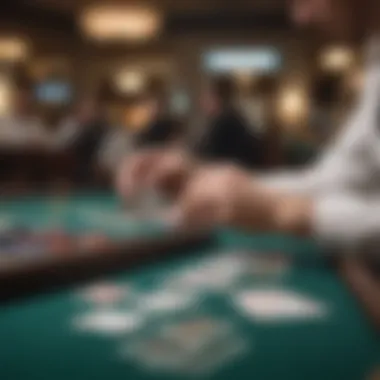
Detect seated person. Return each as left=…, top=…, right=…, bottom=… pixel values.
left=116, top=0, right=380, bottom=255
left=194, top=77, right=263, bottom=169
left=0, top=85, right=51, bottom=148
left=98, top=125, right=134, bottom=175
left=133, top=94, right=181, bottom=148
left=56, top=97, right=109, bottom=185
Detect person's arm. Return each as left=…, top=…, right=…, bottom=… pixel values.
left=54, top=119, right=80, bottom=149
left=258, top=169, right=319, bottom=195
left=258, top=95, right=372, bottom=197
left=273, top=193, right=380, bottom=250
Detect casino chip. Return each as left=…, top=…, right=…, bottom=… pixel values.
left=37, top=229, right=75, bottom=255
left=80, top=283, right=127, bottom=305
left=76, top=233, right=112, bottom=252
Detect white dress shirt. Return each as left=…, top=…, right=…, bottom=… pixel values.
left=98, top=128, right=134, bottom=172
left=54, top=117, right=81, bottom=149
left=261, top=38, right=380, bottom=250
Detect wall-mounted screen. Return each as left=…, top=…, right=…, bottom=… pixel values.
left=35, top=81, right=72, bottom=105
left=203, top=47, right=282, bottom=73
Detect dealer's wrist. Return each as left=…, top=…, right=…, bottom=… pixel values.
left=272, top=194, right=314, bottom=236
left=227, top=181, right=283, bottom=231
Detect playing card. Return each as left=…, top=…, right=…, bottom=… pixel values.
left=233, top=288, right=328, bottom=322
left=182, top=335, right=249, bottom=376
left=73, top=310, right=143, bottom=336
left=166, top=252, right=248, bottom=291
left=122, top=316, right=248, bottom=376
left=166, top=251, right=291, bottom=294
left=172, top=268, right=231, bottom=289
left=161, top=317, right=230, bottom=352
left=123, top=337, right=186, bottom=370
left=138, top=291, right=196, bottom=314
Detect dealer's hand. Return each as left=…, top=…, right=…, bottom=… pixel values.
left=174, top=164, right=314, bottom=235
left=173, top=165, right=273, bottom=229
left=116, top=148, right=197, bottom=199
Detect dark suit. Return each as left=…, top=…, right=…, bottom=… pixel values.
left=70, top=119, right=108, bottom=185
left=196, top=107, right=263, bottom=169
left=135, top=117, right=178, bottom=148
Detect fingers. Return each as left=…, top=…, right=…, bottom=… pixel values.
left=116, top=153, right=252, bottom=231
left=116, top=149, right=159, bottom=199
left=116, top=148, right=192, bottom=201
left=176, top=169, right=231, bottom=228
left=147, top=151, right=192, bottom=197
left=173, top=165, right=256, bottom=229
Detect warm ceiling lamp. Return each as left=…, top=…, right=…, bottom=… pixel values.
left=79, top=4, right=162, bottom=42
left=277, top=86, right=309, bottom=128
left=320, top=46, right=355, bottom=73
left=114, top=70, right=146, bottom=94
left=0, top=75, right=12, bottom=116
left=0, top=37, right=28, bottom=63
left=234, top=70, right=253, bottom=88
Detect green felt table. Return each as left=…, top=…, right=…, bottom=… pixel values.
left=0, top=192, right=166, bottom=238
left=0, top=193, right=379, bottom=380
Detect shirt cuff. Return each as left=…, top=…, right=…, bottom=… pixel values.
left=259, top=171, right=314, bottom=195
left=312, top=195, right=369, bottom=248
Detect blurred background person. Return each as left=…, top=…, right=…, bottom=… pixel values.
left=98, top=125, right=134, bottom=178
left=55, top=96, right=109, bottom=186
left=194, top=77, right=263, bottom=169
left=133, top=93, right=182, bottom=149
left=255, top=76, right=284, bottom=168
left=309, top=74, right=343, bottom=146
left=0, top=81, right=50, bottom=149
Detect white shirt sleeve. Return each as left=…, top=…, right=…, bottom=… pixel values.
left=313, top=194, right=380, bottom=250
left=259, top=168, right=320, bottom=195
left=260, top=64, right=380, bottom=198
left=260, top=63, right=380, bottom=249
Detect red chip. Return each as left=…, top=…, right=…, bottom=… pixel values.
left=81, top=284, right=125, bottom=305
left=77, top=234, right=111, bottom=252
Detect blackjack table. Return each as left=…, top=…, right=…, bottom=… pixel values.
left=0, top=191, right=379, bottom=380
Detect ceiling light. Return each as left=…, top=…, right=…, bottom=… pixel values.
left=277, top=86, right=309, bottom=127
left=114, top=70, right=146, bottom=94
left=80, top=4, right=162, bottom=42
left=0, top=74, right=12, bottom=115
left=0, top=37, right=28, bottom=63
left=320, top=46, right=354, bottom=72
